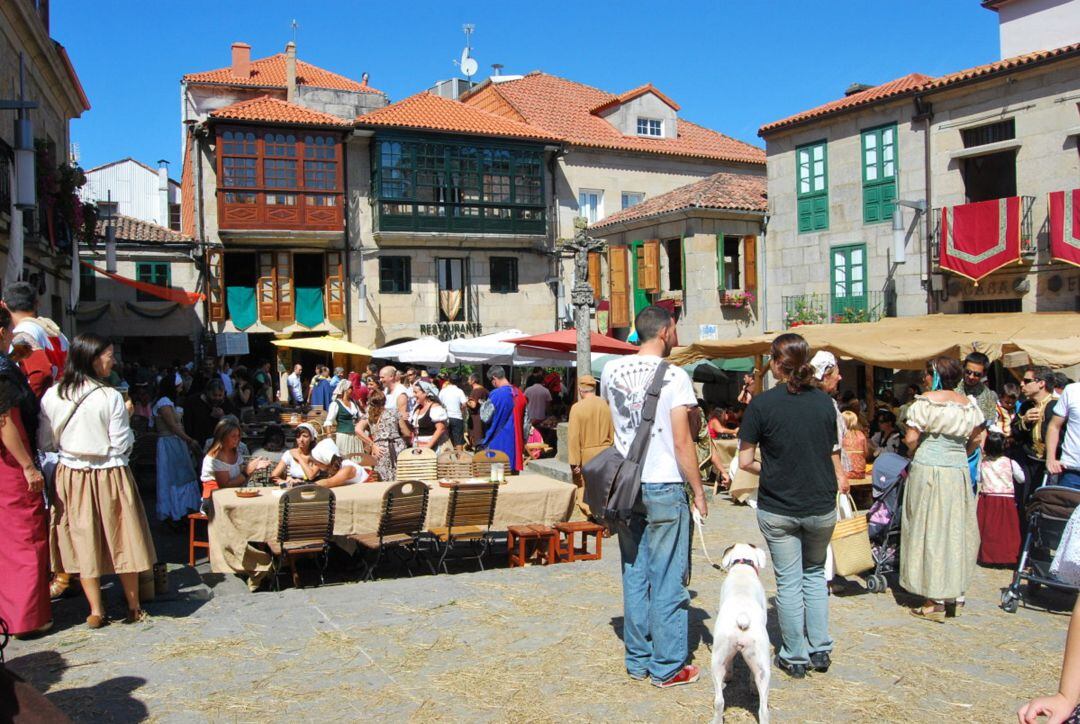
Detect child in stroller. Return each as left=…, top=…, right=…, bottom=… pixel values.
left=864, top=452, right=910, bottom=593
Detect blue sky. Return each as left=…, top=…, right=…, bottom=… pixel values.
left=54, top=0, right=1000, bottom=174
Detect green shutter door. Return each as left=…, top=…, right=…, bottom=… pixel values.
left=629, top=240, right=651, bottom=317
left=862, top=125, right=897, bottom=224
left=830, top=244, right=868, bottom=318
left=716, top=234, right=726, bottom=290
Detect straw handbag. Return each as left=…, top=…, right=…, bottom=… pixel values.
left=830, top=493, right=874, bottom=577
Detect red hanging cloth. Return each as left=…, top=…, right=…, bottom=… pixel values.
left=80, top=261, right=205, bottom=306
left=938, top=197, right=1022, bottom=283
left=1049, top=189, right=1080, bottom=269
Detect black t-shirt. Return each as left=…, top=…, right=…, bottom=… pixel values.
left=738, top=385, right=838, bottom=517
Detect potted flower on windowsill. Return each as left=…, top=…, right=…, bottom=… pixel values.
left=784, top=298, right=828, bottom=328
left=719, top=291, right=755, bottom=309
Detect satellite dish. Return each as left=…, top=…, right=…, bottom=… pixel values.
left=461, top=57, right=478, bottom=77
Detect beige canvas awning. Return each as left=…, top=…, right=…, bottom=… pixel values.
left=668, top=312, right=1080, bottom=370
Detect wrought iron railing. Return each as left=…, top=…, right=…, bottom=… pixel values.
left=782, top=291, right=884, bottom=328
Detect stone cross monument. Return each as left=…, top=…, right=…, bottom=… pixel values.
left=563, top=218, right=607, bottom=374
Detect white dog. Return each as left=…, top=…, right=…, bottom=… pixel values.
left=711, top=543, right=771, bottom=724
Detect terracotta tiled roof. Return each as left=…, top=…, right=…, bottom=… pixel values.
left=759, top=42, right=1080, bottom=135
left=183, top=53, right=381, bottom=94
left=590, top=83, right=680, bottom=114
left=209, top=96, right=353, bottom=127
left=759, top=73, right=933, bottom=135
left=354, top=92, right=562, bottom=142
left=180, top=134, right=195, bottom=238
left=590, top=171, right=767, bottom=231
left=464, top=73, right=764, bottom=165
left=95, top=214, right=193, bottom=244
left=923, top=42, right=1080, bottom=90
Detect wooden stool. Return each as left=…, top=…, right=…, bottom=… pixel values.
left=188, top=512, right=210, bottom=566
left=554, top=521, right=605, bottom=562
left=507, top=524, right=558, bottom=567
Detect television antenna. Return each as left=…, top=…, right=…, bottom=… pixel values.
left=457, top=24, right=478, bottom=79
left=291, top=19, right=299, bottom=44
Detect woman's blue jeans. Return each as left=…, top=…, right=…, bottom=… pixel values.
left=756, top=508, right=836, bottom=665
left=616, top=483, right=690, bottom=683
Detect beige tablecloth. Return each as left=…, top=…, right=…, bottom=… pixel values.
left=208, top=473, right=577, bottom=574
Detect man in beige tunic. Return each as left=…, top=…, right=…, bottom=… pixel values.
left=567, top=375, right=614, bottom=519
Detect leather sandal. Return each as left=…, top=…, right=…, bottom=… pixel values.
left=910, top=602, right=946, bottom=623
left=124, top=609, right=148, bottom=624
left=86, top=614, right=108, bottom=629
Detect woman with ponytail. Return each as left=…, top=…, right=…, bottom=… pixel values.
left=737, top=333, right=845, bottom=678
left=899, top=356, right=984, bottom=623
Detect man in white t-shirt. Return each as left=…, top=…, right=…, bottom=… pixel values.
left=1047, top=381, right=1080, bottom=489
left=524, top=377, right=553, bottom=423
left=599, top=305, right=707, bottom=689
left=286, top=364, right=304, bottom=405
left=438, top=376, right=469, bottom=450
left=379, top=365, right=413, bottom=445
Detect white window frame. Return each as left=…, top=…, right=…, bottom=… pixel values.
left=636, top=118, right=663, bottom=137
left=578, top=189, right=604, bottom=224
left=621, top=191, right=645, bottom=210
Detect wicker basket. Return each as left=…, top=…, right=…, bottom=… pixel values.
left=830, top=512, right=874, bottom=577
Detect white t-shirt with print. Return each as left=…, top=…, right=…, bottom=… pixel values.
left=600, top=354, right=697, bottom=484
left=438, top=384, right=468, bottom=420
left=1053, top=383, right=1080, bottom=470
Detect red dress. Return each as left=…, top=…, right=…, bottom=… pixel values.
left=511, top=386, right=528, bottom=472
left=0, top=408, right=50, bottom=634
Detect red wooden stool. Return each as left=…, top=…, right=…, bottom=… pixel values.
left=507, top=524, right=558, bottom=567
left=554, top=521, right=605, bottom=562
left=188, top=512, right=210, bottom=566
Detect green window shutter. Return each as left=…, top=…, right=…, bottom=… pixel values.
left=796, top=140, right=828, bottom=233
left=716, top=234, right=726, bottom=290
left=862, top=124, right=898, bottom=224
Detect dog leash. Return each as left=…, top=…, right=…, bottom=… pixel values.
left=692, top=507, right=722, bottom=570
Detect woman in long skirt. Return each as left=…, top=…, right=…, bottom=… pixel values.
left=40, top=333, right=156, bottom=627
left=151, top=376, right=201, bottom=522
left=0, top=308, right=51, bottom=638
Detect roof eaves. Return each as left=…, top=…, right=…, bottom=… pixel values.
left=591, top=203, right=764, bottom=233
left=758, top=85, right=925, bottom=137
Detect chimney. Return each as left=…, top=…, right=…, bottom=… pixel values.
left=844, top=82, right=874, bottom=96
left=157, top=160, right=170, bottom=228
left=231, top=42, right=251, bottom=79
left=285, top=41, right=297, bottom=102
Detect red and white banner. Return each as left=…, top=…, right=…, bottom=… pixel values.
left=80, top=261, right=205, bottom=306
left=1049, top=189, right=1080, bottom=268
left=939, top=196, right=1022, bottom=283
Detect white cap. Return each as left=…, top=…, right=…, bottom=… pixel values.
left=810, top=350, right=837, bottom=380
left=311, top=438, right=340, bottom=465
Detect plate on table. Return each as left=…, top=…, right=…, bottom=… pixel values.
left=235, top=489, right=261, bottom=498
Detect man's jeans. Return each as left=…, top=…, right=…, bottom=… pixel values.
left=1058, top=469, right=1080, bottom=490
left=756, top=508, right=837, bottom=665
left=616, top=483, right=690, bottom=683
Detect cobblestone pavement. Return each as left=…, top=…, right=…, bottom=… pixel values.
left=6, top=494, right=1073, bottom=723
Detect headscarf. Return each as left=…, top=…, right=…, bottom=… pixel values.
left=311, top=438, right=340, bottom=465
left=544, top=372, right=562, bottom=395
left=809, top=351, right=837, bottom=381
left=295, top=422, right=319, bottom=442
left=334, top=379, right=353, bottom=402
left=416, top=380, right=440, bottom=400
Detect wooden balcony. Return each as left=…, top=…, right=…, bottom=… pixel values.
left=217, top=191, right=343, bottom=232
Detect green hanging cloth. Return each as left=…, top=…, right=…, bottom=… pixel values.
left=226, top=286, right=257, bottom=329
left=295, top=287, right=325, bottom=328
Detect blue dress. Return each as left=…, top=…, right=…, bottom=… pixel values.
left=153, top=398, right=201, bottom=521
left=481, top=385, right=516, bottom=461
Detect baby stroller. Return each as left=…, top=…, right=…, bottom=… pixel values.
left=863, top=452, right=909, bottom=593
left=1001, top=484, right=1080, bottom=613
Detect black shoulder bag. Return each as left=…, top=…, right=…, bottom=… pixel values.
left=582, top=362, right=669, bottom=529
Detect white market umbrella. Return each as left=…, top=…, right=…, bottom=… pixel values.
left=370, top=336, right=451, bottom=364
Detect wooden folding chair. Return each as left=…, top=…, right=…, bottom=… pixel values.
left=396, top=446, right=438, bottom=482
left=437, top=450, right=474, bottom=480
left=260, top=485, right=336, bottom=590
left=472, top=449, right=510, bottom=480
left=349, top=480, right=431, bottom=580
left=429, top=483, right=499, bottom=573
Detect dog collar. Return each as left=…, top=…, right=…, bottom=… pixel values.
left=729, top=557, right=758, bottom=571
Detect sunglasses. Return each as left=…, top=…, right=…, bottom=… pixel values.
left=1022, top=377, right=1036, bottom=383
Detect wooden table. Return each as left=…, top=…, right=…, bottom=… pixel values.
left=208, top=473, right=577, bottom=574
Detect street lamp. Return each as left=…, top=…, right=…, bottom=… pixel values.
left=892, top=199, right=927, bottom=264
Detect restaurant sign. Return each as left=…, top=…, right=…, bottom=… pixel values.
left=419, top=322, right=484, bottom=341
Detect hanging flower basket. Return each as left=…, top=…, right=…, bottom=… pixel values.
left=720, top=291, right=755, bottom=309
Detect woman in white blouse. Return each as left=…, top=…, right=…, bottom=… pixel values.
left=200, top=418, right=269, bottom=498
left=39, top=334, right=157, bottom=628
left=309, top=438, right=373, bottom=487
left=271, top=423, right=319, bottom=485
left=410, top=381, right=449, bottom=450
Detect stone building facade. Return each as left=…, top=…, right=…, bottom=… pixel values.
left=759, top=1, right=1080, bottom=333
left=1, top=0, right=89, bottom=333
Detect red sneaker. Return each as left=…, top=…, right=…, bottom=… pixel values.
left=652, top=664, right=700, bottom=688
